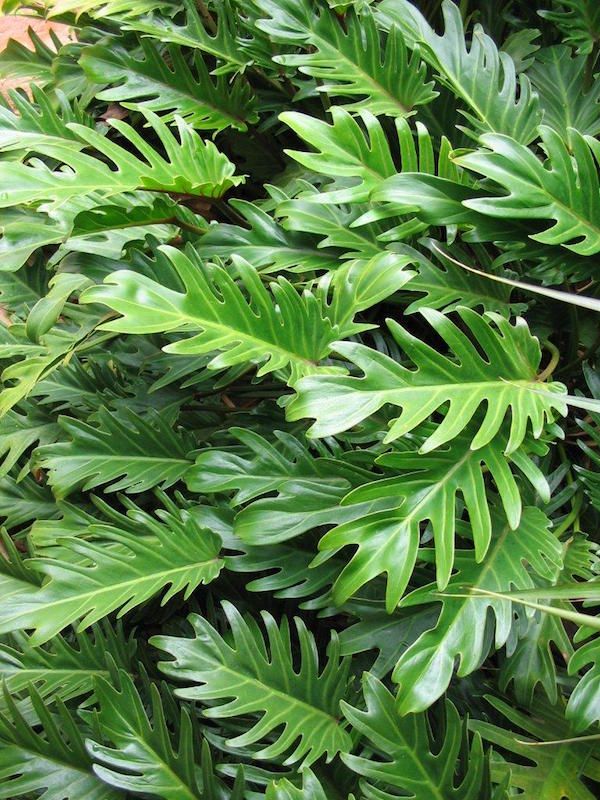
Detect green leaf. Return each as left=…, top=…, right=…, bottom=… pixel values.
left=0, top=623, right=136, bottom=709
left=0, top=208, right=69, bottom=273
left=288, top=307, right=567, bottom=452
left=376, top=0, right=542, bottom=142
left=35, top=408, right=195, bottom=498
left=81, top=39, right=257, bottom=132
left=0, top=325, right=94, bottom=417
left=539, top=0, right=600, bottom=55
left=576, top=412, right=600, bottom=512
left=339, top=605, right=439, bottom=679
left=258, top=0, right=436, bottom=116
left=0, top=686, right=122, bottom=800
left=224, top=435, right=377, bottom=545
left=0, top=473, right=58, bottom=531
left=0, top=259, right=47, bottom=312
left=529, top=45, right=600, bottom=143
left=500, top=611, right=572, bottom=706
left=153, top=602, right=352, bottom=766
left=88, top=670, right=235, bottom=799
left=0, top=403, right=59, bottom=478
left=0, top=502, right=223, bottom=644
left=567, top=638, right=600, bottom=732
left=0, top=28, right=57, bottom=87
left=0, top=86, right=91, bottom=151
left=325, top=252, right=417, bottom=336
left=47, top=0, right=169, bottom=18
left=200, top=199, right=343, bottom=274
left=399, top=240, right=513, bottom=315
left=82, top=245, right=340, bottom=379
left=226, top=537, right=340, bottom=605
left=0, top=110, right=242, bottom=208
left=187, top=427, right=336, bottom=506
left=454, top=126, right=600, bottom=256
left=280, top=109, right=400, bottom=204
left=392, top=506, right=562, bottom=713
left=0, top=528, right=42, bottom=591
left=276, top=188, right=385, bottom=258
left=341, top=673, right=490, bottom=800
left=235, top=478, right=374, bottom=546
left=120, top=0, right=253, bottom=73
left=26, top=273, right=91, bottom=343
left=471, top=697, right=600, bottom=799
left=267, top=770, right=328, bottom=800
left=318, top=434, right=552, bottom=611
left=280, top=109, right=461, bottom=205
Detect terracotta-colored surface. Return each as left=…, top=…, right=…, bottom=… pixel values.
left=0, top=15, right=73, bottom=94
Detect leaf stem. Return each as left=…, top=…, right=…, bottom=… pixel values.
left=553, top=490, right=583, bottom=537
left=195, top=0, right=217, bottom=34
left=538, top=340, right=560, bottom=382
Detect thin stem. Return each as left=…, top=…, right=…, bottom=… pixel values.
left=538, top=340, right=560, bottom=382
left=214, top=200, right=249, bottom=226
left=174, top=218, right=207, bottom=236
left=553, top=491, right=583, bottom=537
left=195, top=0, right=217, bottom=34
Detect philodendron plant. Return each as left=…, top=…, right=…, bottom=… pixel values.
left=0, top=0, right=600, bottom=797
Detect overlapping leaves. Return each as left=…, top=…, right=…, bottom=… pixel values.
left=153, top=602, right=352, bottom=766
left=0, top=1, right=598, bottom=798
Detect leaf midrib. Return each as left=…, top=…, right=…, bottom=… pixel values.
left=305, top=21, right=411, bottom=115
left=7, top=558, right=222, bottom=636
left=200, top=658, right=345, bottom=734
left=370, top=690, right=448, bottom=800
left=357, top=377, right=542, bottom=399
left=95, top=52, right=247, bottom=128
left=123, top=292, right=330, bottom=366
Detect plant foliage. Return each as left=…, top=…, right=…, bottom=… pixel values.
left=0, top=0, right=599, bottom=797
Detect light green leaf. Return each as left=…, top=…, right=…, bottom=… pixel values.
left=392, top=507, right=562, bottom=713
left=318, top=434, right=552, bottom=610
left=0, top=503, right=223, bottom=644
left=153, top=602, right=352, bottom=766
left=454, top=126, right=600, bottom=256
left=325, top=252, right=417, bottom=336
left=288, top=307, right=567, bottom=452
left=0, top=110, right=242, bottom=208
left=342, top=673, right=489, bottom=800
left=81, top=39, right=257, bottom=132
left=266, top=770, right=333, bottom=800
left=376, top=0, right=542, bottom=142
left=35, top=408, right=194, bottom=498
left=281, top=110, right=461, bottom=206
left=120, top=0, right=252, bottom=74
left=258, top=0, right=436, bottom=116
left=82, top=245, right=339, bottom=380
